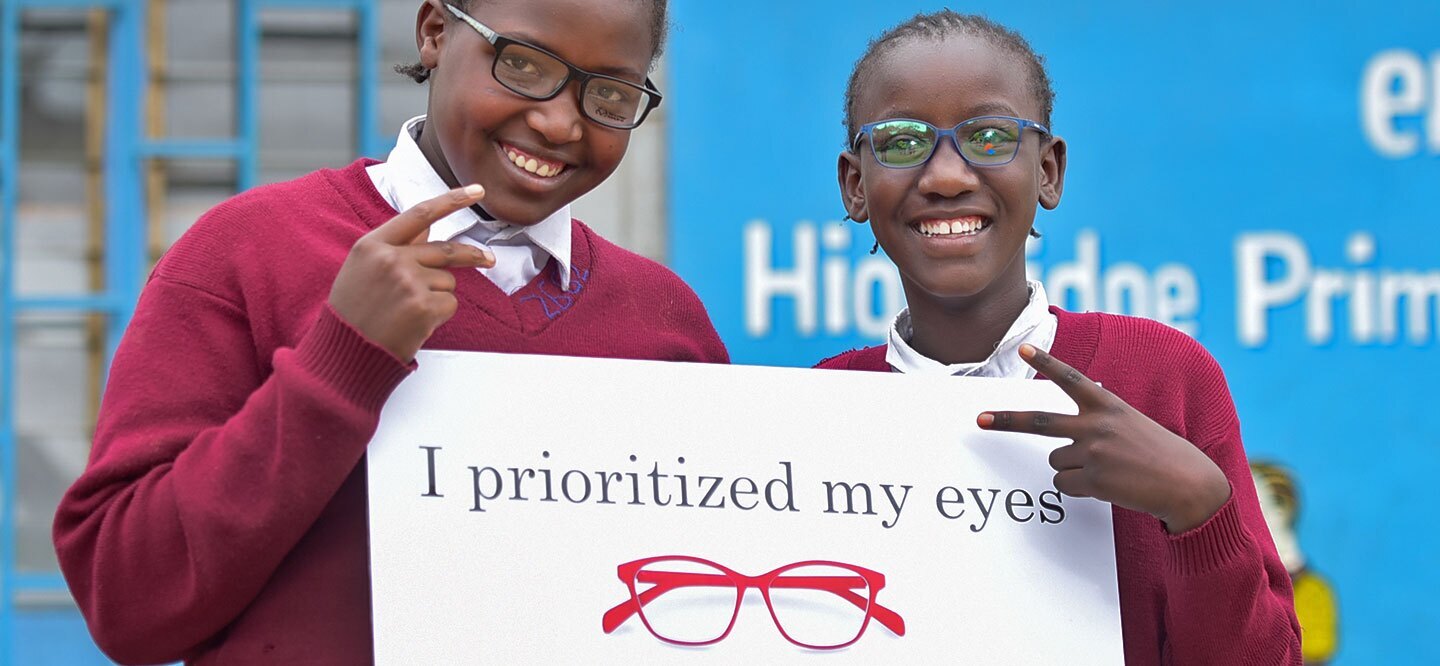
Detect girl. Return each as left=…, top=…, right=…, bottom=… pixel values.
left=818, top=11, right=1301, bottom=664
left=52, top=1, right=726, bottom=663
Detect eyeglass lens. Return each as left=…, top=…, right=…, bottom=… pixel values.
left=871, top=117, right=1024, bottom=167
left=492, top=42, right=653, bottom=128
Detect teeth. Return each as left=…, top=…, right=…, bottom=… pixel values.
left=505, top=147, right=564, bottom=178
left=919, top=217, right=986, bottom=237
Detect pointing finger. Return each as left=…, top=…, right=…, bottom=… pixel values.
left=368, top=184, right=486, bottom=246
left=976, top=410, right=1080, bottom=437
left=1017, top=344, right=1108, bottom=409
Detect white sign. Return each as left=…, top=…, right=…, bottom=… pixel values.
left=368, top=352, right=1122, bottom=664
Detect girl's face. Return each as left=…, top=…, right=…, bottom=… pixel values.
left=839, top=35, right=1066, bottom=304
left=416, top=0, right=653, bottom=224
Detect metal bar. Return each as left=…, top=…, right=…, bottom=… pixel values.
left=145, top=0, right=170, bottom=270
left=15, top=295, right=125, bottom=312
left=355, top=0, right=380, bottom=157
left=85, top=6, right=110, bottom=454
left=258, top=0, right=370, bottom=9
left=134, top=138, right=246, bottom=158
left=103, top=0, right=145, bottom=361
left=15, top=0, right=125, bottom=8
left=0, top=0, right=23, bottom=657
left=236, top=0, right=259, bottom=191
left=15, top=572, right=68, bottom=592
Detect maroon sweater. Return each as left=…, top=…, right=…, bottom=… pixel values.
left=53, top=160, right=728, bottom=665
left=816, top=308, right=1301, bottom=665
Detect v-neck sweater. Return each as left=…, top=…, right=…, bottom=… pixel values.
left=815, top=308, right=1302, bottom=665
left=53, top=159, right=728, bottom=664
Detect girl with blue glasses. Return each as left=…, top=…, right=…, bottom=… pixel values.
left=820, top=10, right=1302, bottom=664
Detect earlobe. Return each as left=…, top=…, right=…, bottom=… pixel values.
left=1038, top=135, right=1067, bottom=210
left=416, top=0, right=447, bottom=70
left=837, top=151, right=870, bottom=222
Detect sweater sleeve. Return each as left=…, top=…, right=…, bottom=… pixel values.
left=51, top=276, right=410, bottom=664
left=1156, top=347, right=1302, bottom=665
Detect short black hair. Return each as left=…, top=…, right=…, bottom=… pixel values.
left=842, top=10, right=1055, bottom=144
left=395, top=0, right=669, bottom=83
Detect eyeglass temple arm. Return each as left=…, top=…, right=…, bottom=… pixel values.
left=601, top=572, right=906, bottom=637
left=444, top=3, right=498, bottom=44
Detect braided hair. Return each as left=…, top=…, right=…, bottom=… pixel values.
left=842, top=10, right=1055, bottom=144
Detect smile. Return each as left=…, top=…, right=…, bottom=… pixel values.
left=500, top=142, right=568, bottom=179
left=915, top=216, right=989, bottom=237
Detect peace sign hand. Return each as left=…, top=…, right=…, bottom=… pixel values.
left=329, top=184, right=496, bottom=363
left=977, top=344, right=1232, bottom=534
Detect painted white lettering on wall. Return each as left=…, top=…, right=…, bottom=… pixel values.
left=744, top=220, right=902, bottom=337
left=1361, top=48, right=1440, bottom=158
left=1030, top=230, right=1201, bottom=336
left=743, top=222, right=1436, bottom=348
left=1236, top=231, right=1440, bottom=346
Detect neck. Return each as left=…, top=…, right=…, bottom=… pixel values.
left=904, top=271, right=1032, bottom=366
left=415, top=119, right=460, bottom=190
left=415, top=117, right=494, bottom=221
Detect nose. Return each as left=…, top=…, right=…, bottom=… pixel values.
left=916, top=138, right=981, bottom=198
left=524, top=83, right=586, bottom=145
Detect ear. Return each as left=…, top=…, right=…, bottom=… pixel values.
left=837, top=150, right=870, bottom=222
left=1038, top=134, right=1067, bottom=210
left=416, top=0, right=449, bottom=70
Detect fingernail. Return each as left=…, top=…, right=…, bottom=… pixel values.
left=977, top=413, right=994, bottom=428
left=1018, top=343, right=1036, bottom=359
left=464, top=184, right=485, bottom=197
left=478, top=247, right=495, bottom=263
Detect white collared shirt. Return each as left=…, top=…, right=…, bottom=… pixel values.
left=366, top=115, right=572, bottom=295
left=885, top=281, right=1059, bottom=378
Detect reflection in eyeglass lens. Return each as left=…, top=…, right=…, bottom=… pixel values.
left=874, top=121, right=936, bottom=166
left=494, top=44, right=568, bottom=96
left=960, top=119, right=1021, bottom=162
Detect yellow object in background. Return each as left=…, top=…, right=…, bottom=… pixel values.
left=1251, top=461, right=1340, bottom=665
left=1294, top=570, right=1338, bottom=664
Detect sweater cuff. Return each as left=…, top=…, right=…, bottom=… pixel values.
left=292, top=305, right=414, bottom=413
left=1164, top=494, right=1256, bottom=578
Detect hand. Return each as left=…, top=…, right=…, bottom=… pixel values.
left=329, top=185, right=496, bottom=362
left=977, top=344, right=1231, bottom=534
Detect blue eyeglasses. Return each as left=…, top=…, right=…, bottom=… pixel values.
left=851, top=116, right=1050, bottom=168
left=445, top=4, right=662, bottom=130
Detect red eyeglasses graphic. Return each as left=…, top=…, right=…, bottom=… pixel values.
left=602, top=555, right=906, bottom=649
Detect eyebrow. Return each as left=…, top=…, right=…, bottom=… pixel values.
left=879, top=102, right=1022, bottom=121
left=504, top=30, right=647, bottom=82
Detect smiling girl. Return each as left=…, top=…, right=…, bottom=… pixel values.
left=818, top=11, right=1301, bottom=664
left=53, top=1, right=725, bottom=663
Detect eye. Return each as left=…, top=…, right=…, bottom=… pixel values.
left=588, top=82, right=633, bottom=104
left=966, top=126, right=1018, bottom=155
left=498, top=53, right=541, bottom=75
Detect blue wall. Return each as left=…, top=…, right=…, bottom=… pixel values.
left=668, top=1, right=1440, bottom=663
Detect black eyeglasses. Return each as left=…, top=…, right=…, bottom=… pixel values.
left=445, top=4, right=662, bottom=130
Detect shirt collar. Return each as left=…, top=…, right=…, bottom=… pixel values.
left=885, top=280, right=1058, bottom=378
left=376, top=115, right=573, bottom=288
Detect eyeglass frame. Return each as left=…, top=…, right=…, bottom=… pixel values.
left=444, top=3, right=663, bottom=130
left=851, top=115, right=1051, bottom=168
left=601, top=555, right=906, bottom=650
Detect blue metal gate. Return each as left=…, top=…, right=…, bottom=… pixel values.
left=0, top=1, right=384, bottom=660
